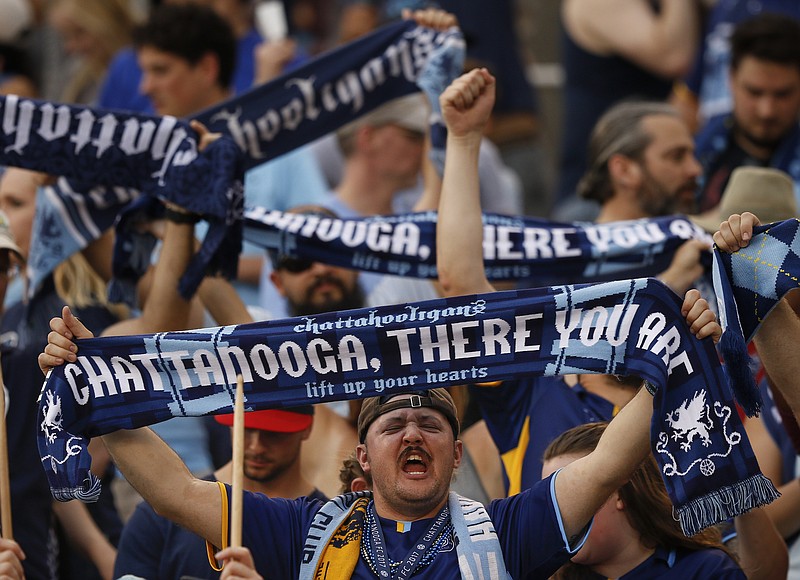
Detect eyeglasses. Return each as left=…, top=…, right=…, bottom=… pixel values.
left=275, top=256, right=314, bottom=273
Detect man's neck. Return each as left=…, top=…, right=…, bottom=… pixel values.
left=372, top=494, right=448, bottom=522
left=595, top=196, right=648, bottom=223
left=214, top=460, right=314, bottom=498
left=334, top=163, right=400, bottom=216
left=732, top=128, right=776, bottom=163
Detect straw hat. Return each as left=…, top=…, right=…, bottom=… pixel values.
left=690, top=167, right=798, bottom=233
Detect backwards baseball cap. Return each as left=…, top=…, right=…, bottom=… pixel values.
left=215, top=406, right=314, bottom=433
left=338, top=93, right=429, bottom=139
left=357, top=389, right=460, bottom=443
left=0, top=210, right=23, bottom=263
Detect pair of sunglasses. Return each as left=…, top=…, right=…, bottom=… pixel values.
left=275, top=256, right=314, bottom=273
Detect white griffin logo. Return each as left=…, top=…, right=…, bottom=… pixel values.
left=666, top=390, right=713, bottom=452
left=41, top=390, right=63, bottom=444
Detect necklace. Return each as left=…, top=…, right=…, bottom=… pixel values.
left=360, top=501, right=453, bottom=579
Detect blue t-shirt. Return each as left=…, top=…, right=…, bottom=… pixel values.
left=114, top=475, right=327, bottom=579
left=471, top=376, right=617, bottom=495
left=224, top=473, right=582, bottom=579
left=584, top=545, right=744, bottom=578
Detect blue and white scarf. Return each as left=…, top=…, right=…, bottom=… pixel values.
left=713, top=218, right=800, bottom=417
left=245, top=209, right=713, bottom=282
left=2, top=19, right=464, bottom=299
left=37, top=276, right=777, bottom=536
left=298, top=491, right=509, bottom=580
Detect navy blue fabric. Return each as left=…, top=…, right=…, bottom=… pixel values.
left=38, top=277, right=777, bottom=535
left=556, top=17, right=672, bottom=205
left=245, top=209, right=713, bottom=282
left=584, top=546, right=744, bottom=578
left=228, top=474, right=570, bottom=579
left=471, top=376, right=615, bottom=495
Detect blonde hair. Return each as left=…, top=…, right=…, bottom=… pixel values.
left=53, top=251, right=128, bottom=320
left=50, top=0, right=137, bottom=103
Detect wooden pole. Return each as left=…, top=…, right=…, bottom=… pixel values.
left=0, top=362, right=13, bottom=539
left=230, top=375, right=244, bottom=548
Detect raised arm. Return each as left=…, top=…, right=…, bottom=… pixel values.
left=714, top=212, right=800, bottom=418
left=563, top=0, right=699, bottom=79
left=554, top=289, right=720, bottom=539
left=437, top=68, right=497, bottom=297
left=39, top=308, right=224, bottom=548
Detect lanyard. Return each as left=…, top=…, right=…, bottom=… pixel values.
left=364, top=501, right=450, bottom=579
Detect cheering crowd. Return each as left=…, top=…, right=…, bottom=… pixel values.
left=2, top=0, right=800, bottom=579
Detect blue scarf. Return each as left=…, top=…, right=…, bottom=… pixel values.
left=4, top=20, right=464, bottom=300
left=244, top=209, right=713, bottom=282
left=38, top=277, right=777, bottom=536
left=713, top=218, right=800, bottom=417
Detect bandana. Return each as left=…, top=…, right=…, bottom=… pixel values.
left=297, top=491, right=509, bottom=580
left=38, top=277, right=777, bottom=535
left=244, top=209, right=712, bottom=282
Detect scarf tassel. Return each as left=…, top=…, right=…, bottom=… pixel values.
left=719, top=328, right=762, bottom=417
left=52, top=473, right=101, bottom=503
left=675, top=473, right=779, bottom=537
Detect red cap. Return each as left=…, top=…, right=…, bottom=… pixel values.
left=214, top=407, right=313, bottom=433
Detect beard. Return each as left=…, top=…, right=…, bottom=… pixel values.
left=288, top=275, right=365, bottom=317
left=637, top=169, right=697, bottom=217
left=733, top=119, right=787, bottom=154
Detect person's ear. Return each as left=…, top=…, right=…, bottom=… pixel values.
left=453, top=440, right=463, bottom=469
left=270, top=270, right=287, bottom=297
left=356, top=443, right=371, bottom=474
left=608, top=154, right=642, bottom=190
left=197, top=52, right=220, bottom=87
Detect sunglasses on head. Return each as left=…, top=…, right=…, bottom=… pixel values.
left=275, top=256, right=314, bottom=273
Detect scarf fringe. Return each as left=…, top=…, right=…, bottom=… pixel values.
left=719, top=329, right=762, bottom=416
left=52, top=474, right=101, bottom=503
left=676, top=473, right=779, bottom=536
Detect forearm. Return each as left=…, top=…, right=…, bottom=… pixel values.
left=753, top=299, right=800, bottom=416
left=734, top=508, right=788, bottom=580
left=556, top=387, right=652, bottom=538
left=763, top=478, right=800, bottom=538
left=139, top=220, right=194, bottom=332
left=648, top=0, right=699, bottom=75
left=102, top=427, right=222, bottom=546
left=437, top=132, right=494, bottom=296
left=198, top=276, right=253, bottom=326
left=52, top=500, right=117, bottom=580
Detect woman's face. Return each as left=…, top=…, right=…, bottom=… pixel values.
left=0, top=168, right=44, bottom=260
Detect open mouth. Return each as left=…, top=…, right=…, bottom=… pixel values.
left=401, top=449, right=430, bottom=476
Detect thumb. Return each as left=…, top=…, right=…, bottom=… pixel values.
left=63, top=305, right=94, bottom=339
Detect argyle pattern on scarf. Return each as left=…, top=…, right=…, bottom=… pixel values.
left=713, top=218, right=800, bottom=416
left=38, top=277, right=777, bottom=536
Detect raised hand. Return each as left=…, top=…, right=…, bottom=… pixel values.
left=713, top=212, right=761, bottom=253
left=440, top=68, right=496, bottom=139
left=682, top=288, right=721, bottom=344
left=39, top=305, right=94, bottom=375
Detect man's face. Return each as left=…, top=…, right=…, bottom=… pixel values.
left=138, top=45, right=213, bottom=117
left=242, top=427, right=309, bottom=483
left=365, top=124, right=425, bottom=190
left=634, top=115, right=701, bottom=216
left=271, top=260, right=362, bottom=316
left=357, top=400, right=462, bottom=519
left=731, top=56, right=800, bottom=152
